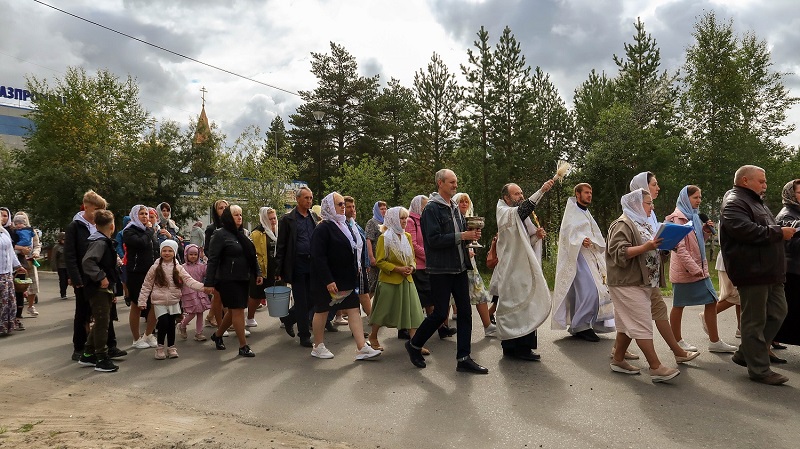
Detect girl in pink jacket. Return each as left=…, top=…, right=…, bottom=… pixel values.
left=138, top=240, right=206, bottom=360
left=178, top=244, right=211, bottom=342
left=665, top=185, right=737, bottom=355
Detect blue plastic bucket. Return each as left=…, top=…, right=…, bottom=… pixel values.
left=264, top=286, right=291, bottom=317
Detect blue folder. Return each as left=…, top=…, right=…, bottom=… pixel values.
left=654, top=222, right=694, bottom=251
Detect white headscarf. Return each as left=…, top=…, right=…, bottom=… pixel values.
left=621, top=189, right=654, bottom=239
left=629, top=171, right=660, bottom=229
left=124, top=204, right=147, bottom=231
left=382, top=207, right=413, bottom=265
left=409, top=195, right=428, bottom=216
left=322, top=192, right=356, bottom=250
left=259, top=207, right=277, bottom=242
left=452, top=192, right=474, bottom=217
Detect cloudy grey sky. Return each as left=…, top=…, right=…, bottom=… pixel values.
left=2, top=0, right=799, bottom=146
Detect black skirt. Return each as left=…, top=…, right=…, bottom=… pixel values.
left=314, top=289, right=360, bottom=313
left=216, top=280, right=249, bottom=309
left=776, top=272, right=800, bottom=345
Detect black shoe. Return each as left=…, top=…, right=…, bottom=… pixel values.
left=770, top=354, right=788, bottom=364
left=77, top=353, right=97, bottom=367
left=71, top=351, right=82, bottom=361
left=238, top=345, right=255, bottom=357
left=490, top=314, right=496, bottom=325
left=280, top=317, right=296, bottom=338
left=456, top=357, right=489, bottom=374
left=299, top=337, right=313, bottom=348
left=397, top=329, right=411, bottom=340
left=771, top=342, right=787, bottom=350
left=325, top=321, right=339, bottom=332
left=107, top=347, right=128, bottom=359
left=94, top=357, right=119, bottom=373
left=731, top=353, right=747, bottom=367
left=574, top=329, right=600, bottom=342
left=405, top=341, right=426, bottom=368
left=210, top=333, right=226, bottom=350
left=124, top=296, right=131, bottom=307
left=438, top=325, right=457, bottom=339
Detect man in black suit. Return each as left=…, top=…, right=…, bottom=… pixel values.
left=275, top=186, right=316, bottom=347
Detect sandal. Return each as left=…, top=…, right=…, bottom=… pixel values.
left=368, top=339, right=384, bottom=351
left=421, top=347, right=431, bottom=356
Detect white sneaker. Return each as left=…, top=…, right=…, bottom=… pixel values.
left=145, top=334, right=158, bottom=348
left=222, top=331, right=230, bottom=337
left=311, top=343, right=334, bottom=359
left=677, top=339, right=697, bottom=352
left=355, top=344, right=381, bottom=360
left=245, top=318, right=258, bottom=328
left=27, top=306, right=39, bottom=316
left=333, top=315, right=349, bottom=325
left=708, top=340, right=737, bottom=353
left=484, top=323, right=497, bottom=337
left=133, top=336, right=150, bottom=349
left=698, top=312, right=708, bottom=335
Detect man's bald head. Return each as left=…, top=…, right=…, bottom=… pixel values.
left=734, top=165, right=767, bottom=196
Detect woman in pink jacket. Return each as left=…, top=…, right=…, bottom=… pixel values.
left=665, top=185, right=737, bottom=354
left=138, top=240, right=208, bottom=359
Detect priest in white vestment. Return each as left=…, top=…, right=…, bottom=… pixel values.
left=491, top=179, right=554, bottom=361
left=551, top=183, right=615, bottom=341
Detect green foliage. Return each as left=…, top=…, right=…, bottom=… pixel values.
left=18, top=67, right=150, bottom=229
left=288, top=42, right=380, bottom=196
left=411, top=52, right=463, bottom=189
left=215, top=125, right=299, bottom=226
left=681, top=11, right=797, bottom=214
left=324, top=158, right=393, bottom=224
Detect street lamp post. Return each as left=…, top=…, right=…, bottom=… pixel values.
left=312, top=110, right=325, bottom=196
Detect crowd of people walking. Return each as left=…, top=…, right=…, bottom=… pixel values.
left=1, top=164, right=796, bottom=384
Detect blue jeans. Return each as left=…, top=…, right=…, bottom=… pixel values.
left=410, top=270, right=472, bottom=360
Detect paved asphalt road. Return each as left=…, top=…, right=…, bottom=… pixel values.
left=2, top=272, right=797, bottom=448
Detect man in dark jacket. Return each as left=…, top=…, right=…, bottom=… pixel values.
left=64, top=190, right=125, bottom=361
left=405, top=169, right=488, bottom=374
left=274, top=186, right=316, bottom=347
left=720, top=165, right=795, bottom=385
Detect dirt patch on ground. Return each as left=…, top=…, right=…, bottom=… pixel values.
left=0, top=365, right=351, bottom=449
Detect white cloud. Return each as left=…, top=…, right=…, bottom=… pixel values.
left=1, top=0, right=799, bottom=147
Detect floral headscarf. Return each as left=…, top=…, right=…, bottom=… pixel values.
left=621, top=189, right=654, bottom=239
left=781, top=180, right=800, bottom=210
left=382, top=207, right=413, bottom=265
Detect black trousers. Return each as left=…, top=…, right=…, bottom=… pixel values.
left=287, top=271, right=312, bottom=339
left=411, top=270, right=472, bottom=360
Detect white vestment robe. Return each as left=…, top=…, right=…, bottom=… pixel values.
left=492, top=199, right=552, bottom=340
left=551, top=197, right=614, bottom=332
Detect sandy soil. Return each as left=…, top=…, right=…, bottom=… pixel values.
left=0, top=365, right=352, bottom=449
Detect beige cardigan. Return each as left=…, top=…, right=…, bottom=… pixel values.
left=606, top=214, right=651, bottom=287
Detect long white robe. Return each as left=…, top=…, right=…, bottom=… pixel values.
left=551, top=197, right=614, bottom=332
left=493, top=199, right=552, bottom=340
